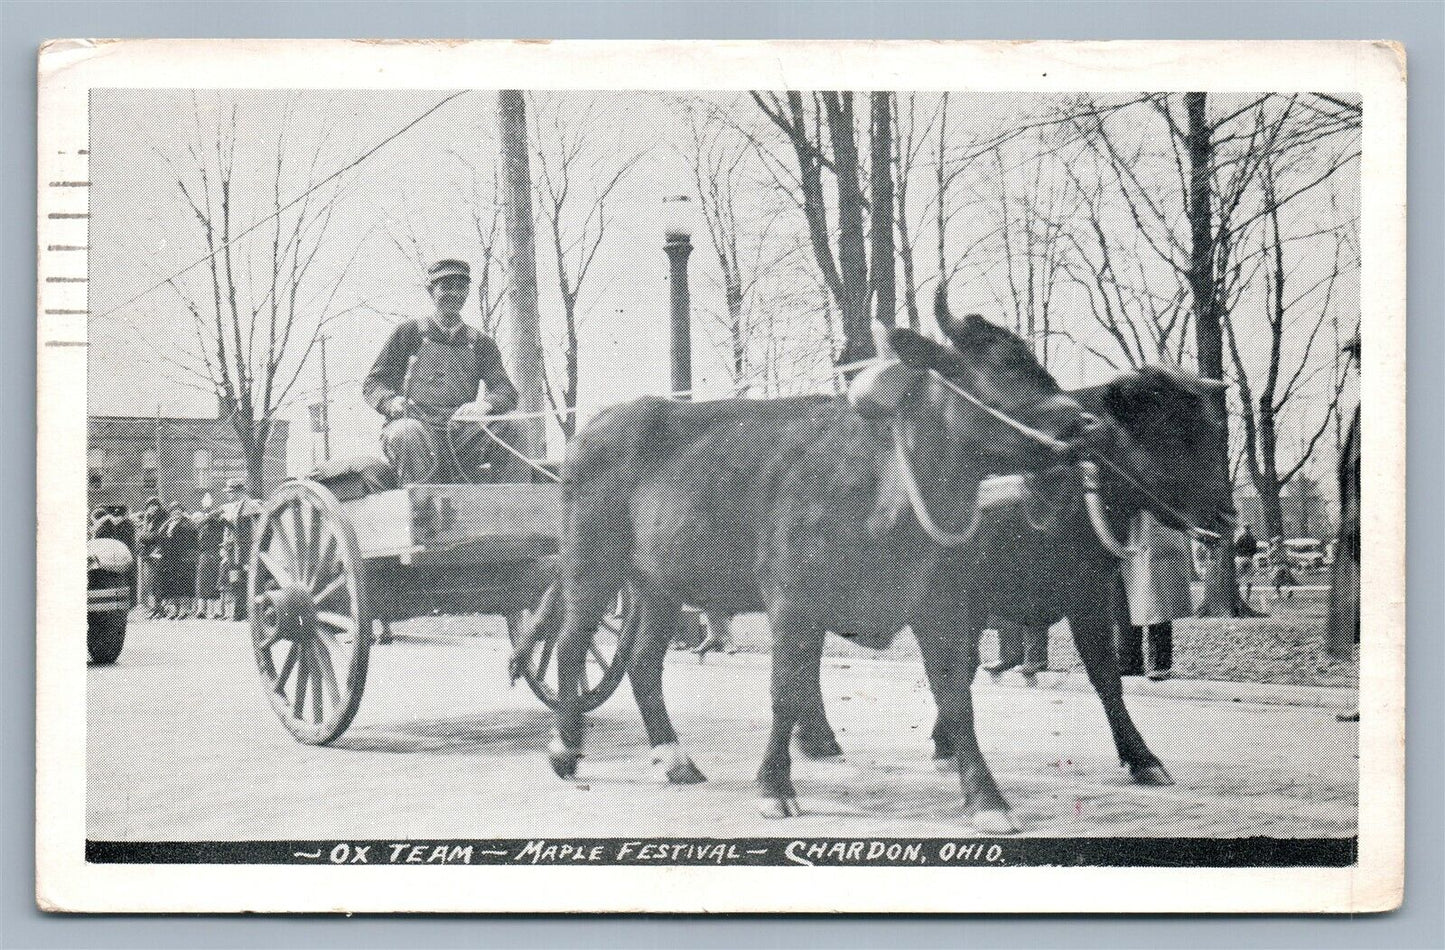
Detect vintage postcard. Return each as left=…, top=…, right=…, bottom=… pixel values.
left=37, top=39, right=1404, bottom=913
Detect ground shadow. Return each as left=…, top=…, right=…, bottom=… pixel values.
left=332, top=706, right=638, bottom=758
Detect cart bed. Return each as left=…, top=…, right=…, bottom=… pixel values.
left=344, top=482, right=563, bottom=561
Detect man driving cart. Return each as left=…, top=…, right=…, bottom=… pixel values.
left=363, top=258, right=521, bottom=484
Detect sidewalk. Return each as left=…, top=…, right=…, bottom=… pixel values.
left=972, top=666, right=1357, bottom=710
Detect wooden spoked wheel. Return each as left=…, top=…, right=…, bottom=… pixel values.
left=508, top=582, right=635, bottom=713
left=250, top=480, right=371, bottom=745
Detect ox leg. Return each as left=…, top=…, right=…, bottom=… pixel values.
left=1070, top=610, right=1172, bottom=786
left=915, top=614, right=1017, bottom=833
left=794, top=649, right=843, bottom=760
left=930, top=621, right=986, bottom=769
left=755, top=608, right=823, bottom=818
left=628, top=591, right=706, bottom=784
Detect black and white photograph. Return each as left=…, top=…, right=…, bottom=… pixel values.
left=37, top=39, right=1405, bottom=913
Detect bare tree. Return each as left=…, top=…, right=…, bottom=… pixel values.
left=868, top=92, right=896, bottom=327
left=158, top=94, right=364, bottom=494
left=457, top=156, right=510, bottom=340
left=679, top=98, right=807, bottom=395
left=1224, top=158, right=1356, bottom=543
left=750, top=91, right=881, bottom=365
left=984, top=138, right=1073, bottom=368
left=528, top=94, right=644, bottom=438
left=892, top=93, right=945, bottom=330
left=1057, top=91, right=1359, bottom=614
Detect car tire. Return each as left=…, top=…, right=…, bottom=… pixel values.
left=88, top=609, right=126, bottom=665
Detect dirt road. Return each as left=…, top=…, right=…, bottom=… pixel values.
left=87, top=618, right=1357, bottom=841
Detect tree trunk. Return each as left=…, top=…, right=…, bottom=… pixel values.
left=822, top=93, right=872, bottom=365
left=727, top=282, right=745, bottom=390
left=1184, top=91, right=1242, bottom=618
left=497, top=90, right=546, bottom=462
left=868, top=92, right=896, bottom=328
left=892, top=97, right=920, bottom=331
left=243, top=435, right=266, bottom=499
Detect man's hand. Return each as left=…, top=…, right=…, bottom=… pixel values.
left=450, top=398, right=494, bottom=423
left=385, top=396, right=409, bottom=420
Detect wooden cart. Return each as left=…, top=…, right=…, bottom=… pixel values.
left=248, top=477, right=634, bottom=744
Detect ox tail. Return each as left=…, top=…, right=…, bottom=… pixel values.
left=558, top=397, right=669, bottom=631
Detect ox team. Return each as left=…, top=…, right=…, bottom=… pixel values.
left=357, top=257, right=1189, bottom=682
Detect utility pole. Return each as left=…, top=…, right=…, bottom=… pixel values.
left=319, top=335, right=331, bottom=460
left=153, top=403, right=163, bottom=504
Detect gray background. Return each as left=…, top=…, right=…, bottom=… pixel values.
left=3, top=1, right=1440, bottom=946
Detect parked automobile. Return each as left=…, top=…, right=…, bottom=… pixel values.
left=87, top=537, right=133, bottom=664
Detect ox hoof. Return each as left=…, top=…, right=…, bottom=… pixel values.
left=1132, top=763, right=1174, bottom=786
left=548, top=735, right=582, bottom=779
left=797, top=734, right=845, bottom=760
left=971, top=809, right=1019, bottom=835
left=756, top=796, right=802, bottom=819
left=932, top=756, right=958, bottom=773
left=651, top=744, right=707, bottom=785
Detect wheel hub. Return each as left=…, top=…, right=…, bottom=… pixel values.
left=258, top=584, right=316, bottom=642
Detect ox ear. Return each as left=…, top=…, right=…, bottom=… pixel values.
left=888, top=327, right=953, bottom=372
left=1101, top=372, right=1150, bottom=429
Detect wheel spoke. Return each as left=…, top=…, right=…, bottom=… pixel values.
left=312, top=573, right=348, bottom=607
left=312, top=530, right=337, bottom=592
left=587, top=638, right=609, bottom=670
left=292, top=645, right=311, bottom=719
left=261, top=541, right=297, bottom=590
left=316, top=610, right=357, bottom=639
left=310, top=643, right=325, bottom=724
left=289, top=501, right=309, bottom=585
left=275, top=641, right=299, bottom=695
left=269, top=512, right=300, bottom=579
left=314, top=637, right=342, bottom=709
left=304, top=502, right=323, bottom=586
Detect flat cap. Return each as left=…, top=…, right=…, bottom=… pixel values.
left=427, top=258, right=471, bottom=284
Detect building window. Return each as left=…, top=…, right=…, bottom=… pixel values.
left=141, top=449, right=157, bottom=471
left=88, top=447, right=104, bottom=489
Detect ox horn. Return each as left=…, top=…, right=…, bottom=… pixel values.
left=870, top=318, right=895, bottom=359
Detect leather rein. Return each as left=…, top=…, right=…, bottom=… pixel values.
left=892, top=370, right=1224, bottom=558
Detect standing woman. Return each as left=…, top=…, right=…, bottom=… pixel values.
left=136, top=497, right=166, bottom=617
left=1115, top=510, right=1194, bottom=681
left=193, top=495, right=225, bottom=620
left=158, top=502, right=199, bottom=619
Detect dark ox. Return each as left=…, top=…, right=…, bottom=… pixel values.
left=541, top=306, right=1084, bottom=832
left=785, top=348, right=1236, bottom=826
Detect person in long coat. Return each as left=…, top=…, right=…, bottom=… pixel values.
left=157, top=502, right=199, bottom=619
left=135, top=497, right=166, bottom=617
left=193, top=497, right=225, bottom=619
left=1115, top=510, right=1194, bottom=681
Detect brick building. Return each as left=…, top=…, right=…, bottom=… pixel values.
left=87, top=415, right=289, bottom=514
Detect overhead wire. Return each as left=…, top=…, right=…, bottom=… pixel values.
left=93, top=90, right=472, bottom=323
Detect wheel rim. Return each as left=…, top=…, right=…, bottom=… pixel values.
left=511, top=584, right=634, bottom=712
left=251, top=480, right=370, bottom=744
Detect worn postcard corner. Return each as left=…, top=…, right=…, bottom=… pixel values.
left=37, top=38, right=1403, bottom=914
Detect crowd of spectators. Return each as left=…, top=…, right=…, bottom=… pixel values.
left=88, top=478, right=262, bottom=622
